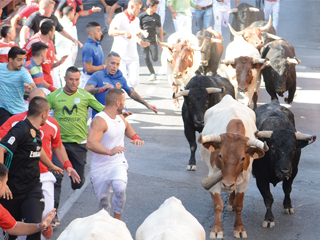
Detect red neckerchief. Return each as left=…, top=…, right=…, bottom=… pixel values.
left=124, top=9, right=135, bottom=23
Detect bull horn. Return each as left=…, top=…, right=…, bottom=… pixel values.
left=295, top=132, right=317, bottom=145
left=260, top=15, right=272, bottom=32
left=220, top=59, right=235, bottom=65
left=173, top=90, right=190, bottom=99
left=247, top=138, right=269, bottom=151
left=255, top=130, right=273, bottom=138
left=266, top=33, right=282, bottom=40
left=190, top=41, right=205, bottom=51
left=253, top=58, right=266, bottom=64
left=228, top=23, right=244, bottom=37
left=249, top=7, right=260, bottom=12
left=211, top=37, right=223, bottom=43
left=156, top=35, right=172, bottom=49
left=202, top=170, right=223, bottom=190
left=201, top=134, right=221, bottom=143
left=206, top=87, right=224, bottom=94
left=228, top=8, right=238, bottom=14
left=287, top=57, right=300, bottom=64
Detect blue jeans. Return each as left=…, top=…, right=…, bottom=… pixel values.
left=256, top=0, right=263, bottom=8
left=195, top=8, right=213, bottom=32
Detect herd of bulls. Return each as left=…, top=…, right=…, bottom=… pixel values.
left=157, top=2, right=316, bottom=239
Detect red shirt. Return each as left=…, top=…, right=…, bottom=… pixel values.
left=0, top=41, right=19, bottom=63
left=23, top=36, right=55, bottom=85
left=0, top=204, right=17, bottom=231
left=18, top=5, right=39, bottom=18
left=0, top=112, right=62, bottom=173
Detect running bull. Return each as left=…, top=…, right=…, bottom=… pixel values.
left=253, top=102, right=316, bottom=228
left=158, top=32, right=202, bottom=108
left=174, top=75, right=235, bottom=171
left=195, top=27, right=224, bottom=76
left=261, top=39, right=301, bottom=104
left=199, top=95, right=268, bottom=239
left=220, top=25, right=265, bottom=109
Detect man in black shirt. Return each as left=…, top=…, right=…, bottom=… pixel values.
left=0, top=97, right=63, bottom=240
left=138, top=0, right=163, bottom=81
left=19, top=0, right=82, bottom=48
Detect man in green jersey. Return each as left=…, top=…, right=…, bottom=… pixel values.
left=46, top=66, right=104, bottom=225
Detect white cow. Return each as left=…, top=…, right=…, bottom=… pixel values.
left=158, top=32, right=202, bottom=107
left=200, top=95, right=268, bottom=239
left=220, top=24, right=265, bottom=109
left=135, top=196, right=205, bottom=240
left=57, top=210, right=133, bottom=240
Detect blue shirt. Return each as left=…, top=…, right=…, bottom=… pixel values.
left=0, top=63, right=34, bottom=114
left=82, top=37, right=104, bottom=75
left=87, top=67, right=131, bottom=117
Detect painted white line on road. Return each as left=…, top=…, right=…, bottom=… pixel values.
left=297, top=72, right=320, bottom=79
left=146, top=87, right=155, bottom=95
left=58, top=171, right=91, bottom=221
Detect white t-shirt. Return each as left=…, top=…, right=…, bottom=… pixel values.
left=214, top=0, right=231, bottom=11
left=110, top=12, right=140, bottom=59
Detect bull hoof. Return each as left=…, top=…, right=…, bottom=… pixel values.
left=186, top=165, right=197, bottom=171
left=210, top=231, right=223, bottom=239
left=283, top=207, right=294, bottom=214
left=233, top=230, right=247, bottom=238
left=262, top=220, right=275, bottom=228
left=227, top=204, right=234, bottom=211
left=284, top=97, right=293, bottom=104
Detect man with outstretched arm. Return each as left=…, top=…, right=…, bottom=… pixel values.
left=85, top=51, right=158, bottom=118
left=87, top=88, right=144, bottom=220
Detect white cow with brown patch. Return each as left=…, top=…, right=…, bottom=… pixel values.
left=199, top=95, right=268, bottom=239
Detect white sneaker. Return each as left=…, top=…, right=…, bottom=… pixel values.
left=148, top=74, right=156, bottom=81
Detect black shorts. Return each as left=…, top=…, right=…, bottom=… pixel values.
left=0, top=182, right=44, bottom=240
left=0, top=108, right=13, bottom=127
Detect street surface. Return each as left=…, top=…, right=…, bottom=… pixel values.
left=2, top=0, right=320, bottom=239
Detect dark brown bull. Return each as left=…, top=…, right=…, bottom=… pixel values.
left=195, top=27, right=223, bottom=76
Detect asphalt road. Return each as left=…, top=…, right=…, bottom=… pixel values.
left=2, top=0, right=320, bottom=239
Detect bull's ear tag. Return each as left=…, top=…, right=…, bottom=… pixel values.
left=208, top=145, right=215, bottom=152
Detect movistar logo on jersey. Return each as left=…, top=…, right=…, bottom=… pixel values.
left=63, top=104, right=78, bottom=115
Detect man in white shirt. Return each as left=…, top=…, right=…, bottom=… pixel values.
left=213, top=0, right=239, bottom=34
left=108, top=0, right=150, bottom=88
left=55, top=6, right=79, bottom=86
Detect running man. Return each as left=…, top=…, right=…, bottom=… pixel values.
left=0, top=97, right=63, bottom=240
left=87, top=88, right=144, bottom=220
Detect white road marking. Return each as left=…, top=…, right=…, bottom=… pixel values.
left=146, top=87, right=155, bottom=95
left=58, top=171, right=91, bottom=221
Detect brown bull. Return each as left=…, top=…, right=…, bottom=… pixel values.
left=229, top=15, right=273, bottom=50
left=200, top=95, right=268, bottom=238
left=158, top=32, right=202, bottom=107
